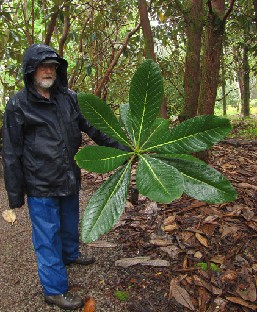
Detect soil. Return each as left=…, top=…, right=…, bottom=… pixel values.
left=1, top=136, right=257, bottom=312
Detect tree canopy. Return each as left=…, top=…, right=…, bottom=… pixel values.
left=1, top=0, right=257, bottom=120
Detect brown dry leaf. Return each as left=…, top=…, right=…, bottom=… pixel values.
left=252, top=263, right=257, bottom=272
left=163, top=215, right=176, bottom=225
left=194, top=251, right=203, bottom=259
left=238, top=182, right=257, bottom=191
left=149, top=239, right=172, bottom=247
left=84, top=297, right=96, bottom=312
left=169, top=278, right=195, bottom=311
left=241, top=206, right=255, bottom=221
left=220, top=224, right=239, bottom=238
left=210, top=255, right=225, bottom=265
left=115, top=257, right=150, bottom=268
left=141, top=259, right=170, bottom=267
left=201, top=223, right=217, bottom=236
left=198, top=287, right=210, bottom=311
left=87, top=240, right=117, bottom=248
left=226, top=296, right=257, bottom=310
left=2, top=209, right=16, bottom=224
left=163, top=223, right=178, bottom=233
left=221, top=270, right=238, bottom=283
left=203, top=215, right=219, bottom=224
left=192, top=275, right=222, bottom=296
left=195, top=233, right=208, bottom=247
left=160, top=245, right=182, bottom=259
left=236, top=268, right=256, bottom=302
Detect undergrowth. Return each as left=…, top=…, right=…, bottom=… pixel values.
left=228, top=116, right=257, bottom=140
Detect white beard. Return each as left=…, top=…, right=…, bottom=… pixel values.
left=34, top=77, right=55, bottom=89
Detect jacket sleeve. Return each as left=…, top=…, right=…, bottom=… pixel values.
left=2, top=97, right=25, bottom=209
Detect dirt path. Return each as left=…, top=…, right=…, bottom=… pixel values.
left=1, top=140, right=257, bottom=312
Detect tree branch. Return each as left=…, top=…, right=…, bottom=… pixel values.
left=223, top=0, right=236, bottom=22
left=44, top=5, right=60, bottom=46
left=94, top=22, right=141, bottom=97
left=58, top=5, right=71, bottom=57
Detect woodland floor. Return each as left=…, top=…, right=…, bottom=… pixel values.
left=1, top=118, right=257, bottom=312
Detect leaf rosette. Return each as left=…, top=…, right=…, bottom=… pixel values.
left=75, top=59, right=237, bottom=243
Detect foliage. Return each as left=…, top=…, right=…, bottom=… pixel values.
left=1, top=0, right=257, bottom=120
left=75, top=60, right=237, bottom=243
left=229, top=117, right=257, bottom=140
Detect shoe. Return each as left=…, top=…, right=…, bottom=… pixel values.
left=44, top=291, right=84, bottom=310
left=73, top=254, right=96, bottom=265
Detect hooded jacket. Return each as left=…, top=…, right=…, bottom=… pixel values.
left=2, top=44, right=121, bottom=208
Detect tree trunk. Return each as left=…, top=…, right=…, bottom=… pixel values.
left=198, top=0, right=225, bottom=115
left=138, top=0, right=156, bottom=61
left=241, top=44, right=250, bottom=117
left=138, top=0, right=168, bottom=119
left=221, top=47, right=226, bottom=115
left=180, top=0, right=203, bottom=120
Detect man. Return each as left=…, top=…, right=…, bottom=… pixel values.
left=2, top=44, right=124, bottom=310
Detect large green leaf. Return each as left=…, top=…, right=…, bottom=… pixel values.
left=75, top=146, right=132, bottom=173
left=77, top=92, right=131, bottom=147
left=144, top=115, right=232, bottom=154
left=140, top=118, right=170, bottom=150
left=152, top=154, right=237, bottom=203
left=119, top=103, right=135, bottom=146
left=81, top=162, right=131, bottom=243
left=129, top=59, right=164, bottom=148
left=136, top=155, right=184, bottom=203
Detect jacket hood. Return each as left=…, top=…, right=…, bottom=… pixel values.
left=22, top=43, right=68, bottom=90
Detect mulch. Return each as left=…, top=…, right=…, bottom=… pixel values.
left=1, top=138, right=257, bottom=312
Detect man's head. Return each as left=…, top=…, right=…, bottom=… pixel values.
left=22, top=44, right=68, bottom=91
left=34, top=59, right=59, bottom=90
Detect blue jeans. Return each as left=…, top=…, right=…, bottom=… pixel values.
left=27, top=194, right=80, bottom=295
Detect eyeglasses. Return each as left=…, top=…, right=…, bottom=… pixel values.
left=37, top=63, right=58, bottom=70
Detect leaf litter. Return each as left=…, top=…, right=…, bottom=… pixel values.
left=1, top=130, right=257, bottom=311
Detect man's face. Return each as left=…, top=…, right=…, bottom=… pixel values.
left=34, top=63, right=57, bottom=89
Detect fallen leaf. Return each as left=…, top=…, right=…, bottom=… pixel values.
left=84, top=297, right=96, bottom=312
left=241, top=206, right=255, bottom=221
left=226, top=296, right=257, bottom=310
left=169, top=278, right=195, bottom=311
left=163, top=215, right=176, bottom=225
left=149, top=239, right=172, bottom=247
left=115, top=257, right=150, bottom=268
left=2, top=209, right=16, bottom=224
left=163, top=223, right=178, bottom=233
left=220, top=224, right=239, bottom=238
left=144, top=201, right=159, bottom=214
left=194, top=251, right=203, bottom=259
left=195, top=233, right=208, bottom=247
left=252, top=263, right=257, bottom=272
left=87, top=240, right=117, bottom=248
left=236, top=268, right=256, bottom=302
left=192, top=274, right=222, bottom=295
left=210, top=255, right=225, bottom=265
left=115, top=257, right=170, bottom=268
left=160, top=245, right=182, bottom=259
left=238, top=182, right=257, bottom=191
left=141, top=259, right=170, bottom=267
